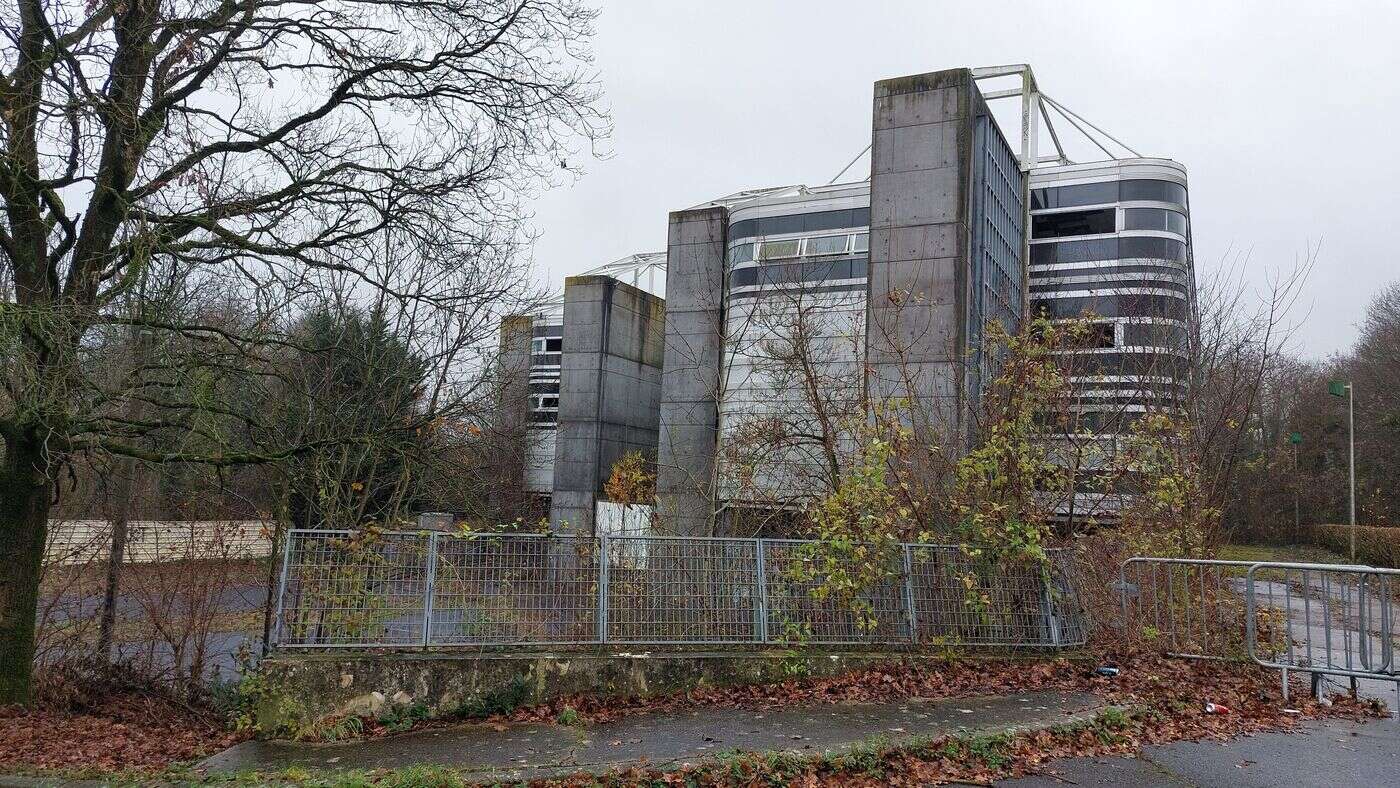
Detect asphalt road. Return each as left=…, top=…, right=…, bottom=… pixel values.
left=998, top=717, right=1400, bottom=787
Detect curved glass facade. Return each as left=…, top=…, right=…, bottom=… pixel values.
left=1028, top=163, right=1195, bottom=520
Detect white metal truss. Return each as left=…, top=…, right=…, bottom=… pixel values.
left=824, top=64, right=1148, bottom=181
left=579, top=251, right=667, bottom=296
left=970, top=64, right=1143, bottom=172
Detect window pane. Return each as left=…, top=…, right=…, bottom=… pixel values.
left=1120, top=179, right=1187, bottom=206
left=1124, top=207, right=1188, bottom=234
left=758, top=239, right=801, bottom=260
left=1123, top=208, right=1165, bottom=231
left=852, top=232, right=869, bottom=253
left=1120, top=237, right=1187, bottom=262
left=729, top=267, right=758, bottom=287
left=727, top=243, right=754, bottom=265
left=1031, top=208, right=1116, bottom=239
left=1030, top=238, right=1119, bottom=265
left=544, top=337, right=562, bottom=352
left=1031, top=181, right=1118, bottom=210
left=805, top=235, right=848, bottom=256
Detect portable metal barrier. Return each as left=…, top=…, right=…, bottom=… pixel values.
left=1118, top=557, right=1260, bottom=661
left=1121, top=556, right=1400, bottom=711
left=1246, top=561, right=1400, bottom=705
left=272, top=529, right=1089, bottom=650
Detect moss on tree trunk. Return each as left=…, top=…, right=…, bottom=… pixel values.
left=0, top=433, right=50, bottom=705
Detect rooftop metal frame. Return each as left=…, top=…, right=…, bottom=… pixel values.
left=825, top=63, right=1148, bottom=183
left=578, top=251, right=667, bottom=296
left=970, top=63, right=1143, bottom=172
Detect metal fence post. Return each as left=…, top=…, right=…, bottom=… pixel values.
left=597, top=534, right=609, bottom=644
left=755, top=539, right=769, bottom=643
left=270, top=527, right=295, bottom=649
left=902, top=545, right=918, bottom=645
left=421, top=532, right=439, bottom=649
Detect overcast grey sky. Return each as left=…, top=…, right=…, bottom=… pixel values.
left=526, top=0, right=1399, bottom=359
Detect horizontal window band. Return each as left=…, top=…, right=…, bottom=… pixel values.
left=1031, top=179, right=1187, bottom=210
left=729, top=256, right=868, bottom=288
left=727, top=283, right=868, bottom=302
left=1031, top=279, right=1192, bottom=296
left=1031, top=237, right=1188, bottom=265
left=729, top=208, right=871, bottom=242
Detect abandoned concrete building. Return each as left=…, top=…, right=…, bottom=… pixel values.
left=503, top=65, right=1195, bottom=535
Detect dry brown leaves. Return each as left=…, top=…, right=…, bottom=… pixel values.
left=492, top=650, right=1385, bottom=787
left=0, top=692, right=244, bottom=774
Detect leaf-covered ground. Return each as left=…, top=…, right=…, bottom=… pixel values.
left=0, top=692, right=244, bottom=776
left=0, top=650, right=1386, bottom=784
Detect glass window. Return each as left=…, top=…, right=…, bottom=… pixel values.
left=757, top=239, right=801, bottom=260
left=729, top=267, right=757, bottom=287
left=1120, top=237, right=1187, bottom=262
left=1123, top=322, right=1189, bottom=349
left=1031, top=181, right=1118, bottom=210
left=1031, top=208, right=1115, bottom=239
left=804, top=235, right=848, bottom=256
left=852, top=232, right=869, bottom=253
left=544, top=337, right=562, bottom=352
left=727, top=243, right=754, bottom=265
left=1120, top=179, right=1187, bottom=207
left=1031, top=294, right=1189, bottom=321
left=1123, top=208, right=1188, bottom=234
left=1030, top=238, right=1119, bottom=265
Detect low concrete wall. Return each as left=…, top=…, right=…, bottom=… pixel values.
left=45, top=519, right=273, bottom=565
left=252, top=649, right=1002, bottom=738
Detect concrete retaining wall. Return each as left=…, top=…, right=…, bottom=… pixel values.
left=251, top=648, right=995, bottom=738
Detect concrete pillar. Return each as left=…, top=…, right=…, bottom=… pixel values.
left=655, top=207, right=727, bottom=536
left=549, top=276, right=665, bottom=534
left=866, top=68, right=980, bottom=451
left=493, top=314, right=535, bottom=509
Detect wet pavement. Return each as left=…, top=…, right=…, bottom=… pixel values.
left=997, top=716, right=1400, bottom=787
left=1236, top=574, right=1400, bottom=705
left=200, top=690, right=1104, bottom=781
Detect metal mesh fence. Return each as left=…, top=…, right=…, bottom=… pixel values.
left=273, top=530, right=1088, bottom=650
left=276, top=530, right=431, bottom=647
left=428, top=534, right=599, bottom=646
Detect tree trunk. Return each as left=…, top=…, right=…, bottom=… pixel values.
left=96, top=464, right=135, bottom=663
left=0, top=433, right=52, bottom=705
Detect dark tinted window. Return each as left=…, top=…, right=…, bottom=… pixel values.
left=1036, top=264, right=1185, bottom=279
left=1031, top=181, right=1118, bottom=210
left=1032, top=208, right=1115, bottom=239
left=1124, top=207, right=1188, bottom=234
left=1120, top=179, right=1187, bottom=206
left=1120, top=237, right=1187, bottom=262
left=544, top=337, right=562, bottom=352
left=1031, top=294, right=1189, bottom=321
left=729, top=256, right=869, bottom=290
left=1123, top=322, right=1190, bottom=349
left=1030, top=238, right=1119, bottom=265
left=1031, top=279, right=1191, bottom=297
left=728, top=207, right=870, bottom=241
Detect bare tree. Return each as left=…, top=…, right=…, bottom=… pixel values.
left=0, top=0, right=606, bottom=703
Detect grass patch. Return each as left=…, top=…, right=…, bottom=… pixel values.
left=1217, top=543, right=1352, bottom=565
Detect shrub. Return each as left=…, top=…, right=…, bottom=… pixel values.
left=1310, top=524, right=1400, bottom=568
